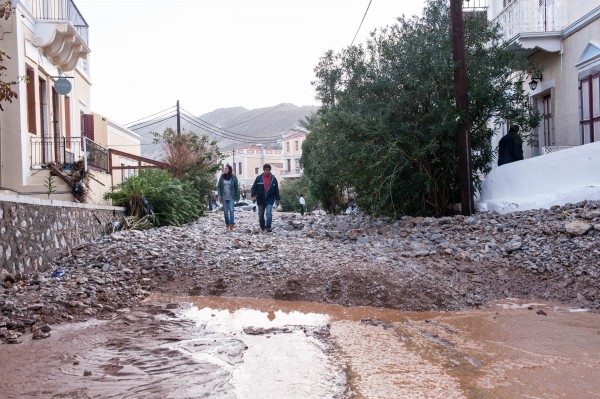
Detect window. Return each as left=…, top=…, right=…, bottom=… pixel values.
left=26, top=67, right=36, bottom=134
left=287, top=159, right=291, bottom=171
left=580, top=72, right=600, bottom=144
left=255, top=167, right=259, bottom=175
left=238, top=161, right=242, bottom=175
left=286, top=142, right=290, bottom=152
left=295, top=141, right=299, bottom=151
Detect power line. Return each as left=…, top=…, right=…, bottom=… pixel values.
left=351, top=0, right=373, bottom=46
left=180, top=108, right=275, bottom=139
left=123, top=106, right=176, bottom=127
left=224, top=103, right=287, bottom=129
left=180, top=108, right=278, bottom=140
left=128, top=114, right=177, bottom=131
left=179, top=114, right=278, bottom=144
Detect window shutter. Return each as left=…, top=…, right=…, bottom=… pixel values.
left=82, top=113, right=95, bottom=141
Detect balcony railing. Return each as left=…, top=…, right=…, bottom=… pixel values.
left=30, top=136, right=109, bottom=173
left=85, top=137, right=109, bottom=172
left=492, top=0, right=565, bottom=43
left=463, top=0, right=488, bottom=12
left=26, top=0, right=89, bottom=45
left=281, top=168, right=303, bottom=177
left=542, top=146, right=574, bottom=155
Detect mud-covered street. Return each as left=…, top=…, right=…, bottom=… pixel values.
left=1, top=201, right=600, bottom=398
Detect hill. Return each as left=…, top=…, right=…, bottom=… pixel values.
left=134, top=103, right=319, bottom=160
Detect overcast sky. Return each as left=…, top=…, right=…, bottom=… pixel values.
left=75, top=0, right=427, bottom=125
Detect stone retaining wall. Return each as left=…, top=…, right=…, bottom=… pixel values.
left=0, top=195, right=125, bottom=275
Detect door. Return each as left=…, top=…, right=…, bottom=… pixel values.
left=543, top=95, right=554, bottom=147
left=580, top=73, right=599, bottom=144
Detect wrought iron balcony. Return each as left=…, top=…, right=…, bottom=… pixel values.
left=30, top=136, right=109, bottom=173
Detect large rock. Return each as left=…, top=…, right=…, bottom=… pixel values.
left=564, top=220, right=592, bottom=236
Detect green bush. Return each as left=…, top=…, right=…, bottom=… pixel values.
left=103, top=169, right=204, bottom=227
left=279, top=176, right=317, bottom=213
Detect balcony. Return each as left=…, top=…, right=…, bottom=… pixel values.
left=280, top=168, right=303, bottom=178
left=492, top=0, right=566, bottom=56
left=463, top=0, right=488, bottom=12
left=22, top=0, right=91, bottom=72
left=30, top=136, right=109, bottom=173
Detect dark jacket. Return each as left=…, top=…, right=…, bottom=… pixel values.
left=498, top=132, right=524, bottom=166
left=251, top=174, right=280, bottom=206
left=217, top=174, right=240, bottom=201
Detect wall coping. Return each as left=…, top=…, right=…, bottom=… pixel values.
left=0, top=194, right=126, bottom=211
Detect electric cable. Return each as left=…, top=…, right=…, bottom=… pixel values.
left=351, top=0, right=373, bottom=46
left=224, top=103, right=287, bottom=129
left=179, top=114, right=278, bottom=144
left=180, top=108, right=278, bottom=140
left=128, top=114, right=177, bottom=131
left=123, top=106, right=176, bottom=127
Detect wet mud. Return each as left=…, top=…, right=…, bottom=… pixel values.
left=1, top=296, right=599, bottom=399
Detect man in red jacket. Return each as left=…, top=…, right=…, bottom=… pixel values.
left=251, top=164, right=281, bottom=232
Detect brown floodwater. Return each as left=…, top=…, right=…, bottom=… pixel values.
left=1, top=296, right=599, bottom=399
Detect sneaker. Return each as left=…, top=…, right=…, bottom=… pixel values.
left=266, top=228, right=272, bottom=233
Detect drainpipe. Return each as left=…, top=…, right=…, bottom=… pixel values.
left=82, top=136, right=88, bottom=172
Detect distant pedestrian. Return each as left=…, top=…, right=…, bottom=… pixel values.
left=498, top=125, right=524, bottom=166
left=251, top=164, right=280, bottom=232
left=217, top=164, right=240, bottom=231
left=299, top=194, right=306, bottom=216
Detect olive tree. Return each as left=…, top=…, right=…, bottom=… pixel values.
left=302, top=0, right=539, bottom=217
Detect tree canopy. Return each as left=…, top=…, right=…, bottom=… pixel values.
left=301, top=0, right=539, bottom=217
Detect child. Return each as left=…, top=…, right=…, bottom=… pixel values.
left=299, top=193, right=306, bottom=216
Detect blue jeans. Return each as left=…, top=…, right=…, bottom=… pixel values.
left=258, top=204, right=273, bottom=230
left=223, top=199, right=235, bottom=225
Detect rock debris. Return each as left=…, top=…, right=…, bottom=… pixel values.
left=1, top=200, right=599, bottom=343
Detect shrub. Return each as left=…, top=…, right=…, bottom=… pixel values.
left=279, top=176, right=318, bottom=213
left=103, top=169, right=204, bottom=226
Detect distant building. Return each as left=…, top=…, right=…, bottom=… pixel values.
left=280, top=129, right=307, bottom=179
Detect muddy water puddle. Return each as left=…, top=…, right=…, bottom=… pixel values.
left=1, top=297, right=599, bottom=399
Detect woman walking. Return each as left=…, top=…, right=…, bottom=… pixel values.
left=217, top=164, right=240, bottom=231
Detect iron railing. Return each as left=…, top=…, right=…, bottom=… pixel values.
left=85, top=137, right=109, bottom=172
left=542, top=146, right=575, bottom=155
left=25, top=0, right=89, bottom=45
left=463, top=0, right=488, bottom=12
left=30, top=136, right=83, bottom=169
left=30, top=136, right=109, bottom=172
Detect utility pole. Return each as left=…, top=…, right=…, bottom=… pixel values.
left=450, top=0, right=473, bottom=216
left=176, top=100, right=181, bottom=136
left=232, top=149, right=235, bottom=174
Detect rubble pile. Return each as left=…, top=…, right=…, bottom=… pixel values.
left=1, top=200, right=599, bottom=343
